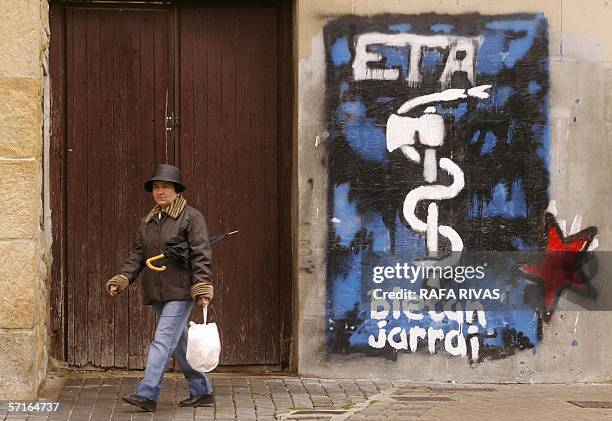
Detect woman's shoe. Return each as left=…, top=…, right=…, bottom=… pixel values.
left=178, top=394, right=215, bottom=407
left=121, top=394, right=157, bottom=412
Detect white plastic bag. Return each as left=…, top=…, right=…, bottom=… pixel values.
left=186, top=306, right=221, bottom=373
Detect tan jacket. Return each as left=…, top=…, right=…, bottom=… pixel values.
left=105, top=195, right=214, bottom=304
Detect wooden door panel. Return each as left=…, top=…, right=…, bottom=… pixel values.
left=63, top=5, right=174, bottom=368
left=179, top=6, right=280, bottom=365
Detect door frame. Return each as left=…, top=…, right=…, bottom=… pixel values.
left=49, top=0, right=295, bottom=371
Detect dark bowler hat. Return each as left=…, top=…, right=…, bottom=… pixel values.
left=144, top=164, right=186, bottom=192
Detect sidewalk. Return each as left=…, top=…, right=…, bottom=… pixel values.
left=1, top=369, right=612, bottom=420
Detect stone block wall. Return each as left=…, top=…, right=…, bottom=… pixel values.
left=0, top=0, right=49, bottom=399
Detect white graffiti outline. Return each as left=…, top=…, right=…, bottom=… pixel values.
left=386, top=86, right=491, bottom=275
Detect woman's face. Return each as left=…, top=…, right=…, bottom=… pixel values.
left=152, top=181, right=177, bottom=208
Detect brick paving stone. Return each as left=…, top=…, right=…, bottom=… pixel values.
left=110, top=411, right=134, bottom=421
left=253, top=399, right=275, bottom=406
left=62, top=378, right=83, bottom=387
left=173, top=407, right=193, bottom=417
left=255, top=410, right=276, bottom=417
left=235, top=408, right=255, bottom=415
left=132, top=412, right=155, bottom=420
left=290, top=398, right=314, bottom=409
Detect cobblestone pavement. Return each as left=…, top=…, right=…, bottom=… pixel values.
left=3, top=370, right=612, bottom=420
left=1, top=369, right=387, bottom=421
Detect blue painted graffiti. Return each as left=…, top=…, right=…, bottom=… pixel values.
left=324, top=13, right=551, bottom=362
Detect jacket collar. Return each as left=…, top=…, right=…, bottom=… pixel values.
left=145, top=194, right=187, bottom=223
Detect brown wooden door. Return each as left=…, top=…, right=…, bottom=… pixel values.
left=52, top=4, right=176, bottom=368
left=178, top=5, right=281, bottom=365
left=50, top=2, right=292, bottom=369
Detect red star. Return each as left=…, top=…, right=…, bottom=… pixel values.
left=520, top=213, right=597, bottom=318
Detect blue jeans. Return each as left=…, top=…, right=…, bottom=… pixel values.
left=135, top=300, right=212, bottom=401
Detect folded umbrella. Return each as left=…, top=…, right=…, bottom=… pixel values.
left=209, top=230, right=239, bottom=246
left=146, top=230, right=238, bottom=272
left=161, top=241, right=191, bottom=268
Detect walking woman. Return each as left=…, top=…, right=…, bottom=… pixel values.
left=105, top=164, right=215, bottom=412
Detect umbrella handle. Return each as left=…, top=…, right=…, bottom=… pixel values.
left=146, top=254, right=167, bottom=272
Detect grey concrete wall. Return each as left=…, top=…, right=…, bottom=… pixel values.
left=296, top=0, right=612, bottom=382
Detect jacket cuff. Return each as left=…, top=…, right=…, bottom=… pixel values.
left=191, top=282, right=214, bottom=300
left=106, top=274, right=129, bottom=293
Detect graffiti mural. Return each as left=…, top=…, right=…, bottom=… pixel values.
left=324, top=13, right=565, bottom=361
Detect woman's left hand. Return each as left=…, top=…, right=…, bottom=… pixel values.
left=196, top=295, right=210, bottom=307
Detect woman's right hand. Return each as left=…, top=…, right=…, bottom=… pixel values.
left=196, top=295, right=210, bottom=307
left=108, top=284, right=119, bottom=297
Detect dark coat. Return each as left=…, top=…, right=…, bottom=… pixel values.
left=106, top=195, right=213, bottom=305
